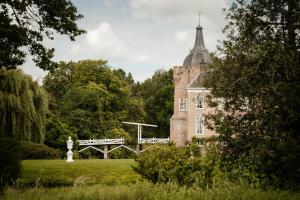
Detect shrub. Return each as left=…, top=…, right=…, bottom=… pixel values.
left=134, top=143, right=225, bottom=188
left=0, top=139, right=21, bottom=195
left=20, top=142, right=60, bottom=159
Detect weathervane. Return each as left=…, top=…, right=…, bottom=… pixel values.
left=198, top=11, right=202, bottom=25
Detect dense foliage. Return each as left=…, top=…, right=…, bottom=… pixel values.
left=133, top=69, right=174, bottom=138
left=20, top=142, right=60, bottom=159
left=0, top=139, right=21, bottom=194
left=0, top=69, right=48, bottom=143
left=0, top=0, right=85, bottom=70
left=43, top=60, right=143, bottom=152
left=205, top=0, right=300, bottom=189
left=134, top=144, right=224, bottom=188
left=43, top=61, right=174, bottom=154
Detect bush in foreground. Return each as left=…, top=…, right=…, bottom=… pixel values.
left=0, top=139, right=21, bottom=195
left=134, top=143, right=224, bottom=188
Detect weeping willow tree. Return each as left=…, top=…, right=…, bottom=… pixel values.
left=0, top=69, right=48, bottom=143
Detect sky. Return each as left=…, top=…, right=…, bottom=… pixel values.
left=22, top=0, right=230, bottom=82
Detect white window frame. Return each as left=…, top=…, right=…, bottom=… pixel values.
left=196, top=94, right=204, bottom=109
left=220, top=141, right=228, bottom=147
left=179, top=98, right=187, bottom=111
left=197, top=141, right=205, bottom=146
left=195, top=116, right=204, bottom=136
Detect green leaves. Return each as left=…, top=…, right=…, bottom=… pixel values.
left=43, top=60, right=144, bottom=146
left=0, top=0, right=85, bottom=70
left=134, top=69, right=174, bottom=138
left=205, top=0, right=300, bottom=189
left=0, top=69, right=48, bottom=143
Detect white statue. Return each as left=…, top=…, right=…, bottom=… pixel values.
left=66, top=136, right=74, bottom=162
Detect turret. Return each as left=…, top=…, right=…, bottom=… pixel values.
left=183, top=23, right=211, bottom=68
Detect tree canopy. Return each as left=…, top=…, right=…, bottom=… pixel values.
left=133, top=69, right=174, bottom=138
left=0, top=69, right=48, bottom=143
left=0, top=0, right=85, bottom=70
left=205, top=0, right=300, bottom=189
left=43, top=60, right=144, bottom=142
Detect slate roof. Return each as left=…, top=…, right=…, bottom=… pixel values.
left=183, top=25, right=211, bottom=67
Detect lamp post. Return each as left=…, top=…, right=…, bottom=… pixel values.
left=66, top=136, right=74, bottom=162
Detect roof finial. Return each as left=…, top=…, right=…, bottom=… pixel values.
left=198, top=11, right=202, bottom=26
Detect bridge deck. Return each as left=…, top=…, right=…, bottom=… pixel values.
left=139, top=137, right=170, bottom=144
left=79, top=138, right=125, bottom=146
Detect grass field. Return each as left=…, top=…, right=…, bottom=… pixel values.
left=2, top=159, right=300, bottom=200
left=4, top=182, right=300, bottom=200
left=17, top=159, right=141, bottom=187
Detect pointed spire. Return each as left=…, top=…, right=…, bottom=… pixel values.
left=192, top=12, right=206, bottom=51
left=198, top=11, right=202, bottom=27
left=192, top=25, right=206, bottom=51
left=182, top=13, right=211, bottom=67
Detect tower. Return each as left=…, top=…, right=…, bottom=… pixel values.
left=170, top=21, right=212, bottom=147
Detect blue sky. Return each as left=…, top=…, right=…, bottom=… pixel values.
left=22, top=0, right=230, bottom=82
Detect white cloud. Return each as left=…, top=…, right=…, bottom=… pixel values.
left=86, top=22, right=127, bottom=58
left=133, top=55, right=148, bottom=63
left=130, top=0, right=228, bottom=24
left=85, top=22, right=148, bottom=63
left=130, top=0, right=228, bottom=52
left=104, top=0, right=113, bottom=7
left=22, top=1, right=230, bottom=82
left=174, top=30, right=190, bottom=46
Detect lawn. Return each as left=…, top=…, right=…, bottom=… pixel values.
left=17, top=159, right=141, bottom=187
left=2, top=159, right=300, bottom=200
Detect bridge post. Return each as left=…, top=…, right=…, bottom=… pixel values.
left=104, top=145, right=109, bottom=159
left=136, top=144, right=141, bottom=156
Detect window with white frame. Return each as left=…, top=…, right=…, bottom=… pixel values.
left=197, top=140, right=205, bottom=146
left=195, top=116, right=204, bottom=135
left=220, top=141, right=228, bottom=147
left=179, top=98, right=187, bottom=111
left=196, top=94, right=204, bottom=109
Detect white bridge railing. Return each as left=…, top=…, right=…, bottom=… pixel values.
left=79, top=138, right=125, bottom=146
left=139, top=137, right=170, bottom=144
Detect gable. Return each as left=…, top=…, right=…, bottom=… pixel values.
left=187, top=72, right=208, bottom=89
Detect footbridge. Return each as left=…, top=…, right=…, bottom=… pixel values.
left=76, top=122, right=170, bottom=159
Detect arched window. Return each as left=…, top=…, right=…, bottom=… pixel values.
left=196, top=94, right=204, bottom=109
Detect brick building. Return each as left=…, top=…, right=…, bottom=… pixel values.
left=170, top=23, right=217, bottom=147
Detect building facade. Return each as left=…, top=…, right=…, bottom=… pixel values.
left=170, top=23, right=217, bottom=147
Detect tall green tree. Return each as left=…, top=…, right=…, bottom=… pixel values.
left=43, top=60, right=145, bottom=140
left=135, top=69, right=174, bottom=138
left=205, top=0, right=300, bottom=189
left=0, top=0, right=85, bottom=70
left=0, top=69, right=48, bottom=143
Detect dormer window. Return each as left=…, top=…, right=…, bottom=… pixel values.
left=179, top=98, right=187, bottom=111
left=196, top=94, right=204, bottom=109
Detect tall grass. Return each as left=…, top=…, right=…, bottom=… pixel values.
left=3, top=182, right=300, bottom=200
